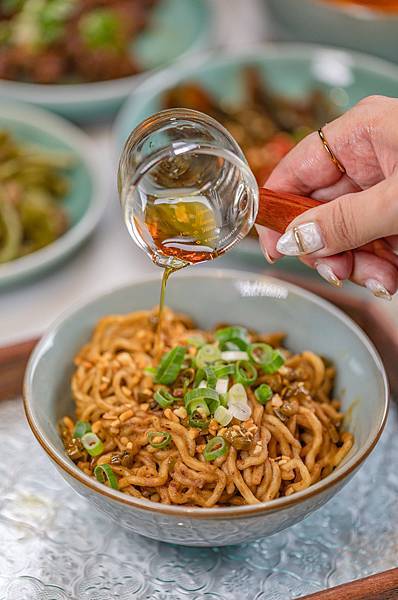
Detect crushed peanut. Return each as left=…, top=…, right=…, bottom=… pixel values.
left=119, top=409, right=133, bottom=422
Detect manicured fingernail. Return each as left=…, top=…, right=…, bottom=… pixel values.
left=276, top=222, right=324, bottom=256
left=258, top=234, right=276, bottom=264
left=365, top=279, right=392, bottom=301
left=316, top=262, right=342, bottom=288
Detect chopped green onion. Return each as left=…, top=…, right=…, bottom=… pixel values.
left=234, top=360, right=258, bottom=386
left=147, top=431, right=172, bottom=449
left=214, top=405, right=233, bottom=426
left=262, top=350, right=285, bottom=374
left=248, top=343, right=274, bottom=365
left=184, top=387, right=219, bottom=414
left=73, top=420, right=92, bottom=439
left=204, top=367, right=217, bottom=389
left=220, top=351, right=249, bottom=361
left=187, top=399, right=210, bottom=419
left=213, top=363, right=235, bottom=378
left=154, top=389, right=176, bottom=409
left=94, top=464, right=119, bottom=489
left=154, top=346, right=186, bottom=385
left=189, top=415, right=209, bottom=429
left=219, top=392, right=228, bottom=407
left=194, top=367, right=205, bottom=387
left=228, top=383, right=252, bottom=421
left=81, top=432, right=104, bottom=457
left=255, top=384, right=273, bottom=404
left=203, top=436, right=229, bottom=461
left=248, top=343, right=285, bottom=374
left=215, top=326, right=249, bottom=350
left=186, top=334, right=206, bottom=348
left=196, top=344, right=221, bottom=369
left=215, top=378, right=229, bottom=395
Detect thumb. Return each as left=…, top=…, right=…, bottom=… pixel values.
left=275, top=175, right=398, bottom=257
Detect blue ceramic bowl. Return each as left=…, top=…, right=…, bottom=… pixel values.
left=24, top=270, right=389, bottom=546
left=0, top=0, right=210, bottom=122
left=0, top=101, right=108, bottom=288
left=114, top=44, right=398, bottom=261
left=266, top=0, right=398, bottom=64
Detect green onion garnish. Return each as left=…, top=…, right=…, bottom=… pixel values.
left=214, top=405, right=233, bottom=426
left=81, top=432, right=104, bottom=457
left=154, top=346, right=186, bottom=385
left=154, top=389, right=176, bottom=409
left=248, top=343, right=274, bottom=365
left=262, top=350, right=285, bottom=374
left=248, top=343, right=285, bottom=374
left=203, top=436, right=229, bottom=461
left=147, top=431, right=172, bottom=449
left=73, top=420, right=92, bottom=439
left=204, top=367, right=217, bottom=389
left=94, top=464, right=118, bottom=489
left=186, top=334, right=206, bottom=348
left=213, top=363, right=235, bottom=378
left=234, top=360, right=258, bottom=386
left=255, top=384, right=273, bottom=404
left=194, top=367, right=205, bottom=387
left=215, top=326, right=249, bottom=350
left=184, top=387, right=220, bottom=414
left=189, top=415, right=209, bottom=429
left=196, top=344, right=221, bottom=369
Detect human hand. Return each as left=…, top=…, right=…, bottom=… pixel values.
left=257, top=95, right=398, bottom=300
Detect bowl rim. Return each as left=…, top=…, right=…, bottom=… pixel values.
left=23, top=269, right=389, bottom=518
left=114, top=41, right=398, bottom=149
left=0, top=0, right=210, bottom=105
left=0, top=101, right=109, bottom=287
left=298, top=0, right=398, bottom=21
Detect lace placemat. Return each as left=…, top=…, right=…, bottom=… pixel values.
left=1, top=399, right=397, bottom=600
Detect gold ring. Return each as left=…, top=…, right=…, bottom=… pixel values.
left=318, top=128, right=346, bottom=175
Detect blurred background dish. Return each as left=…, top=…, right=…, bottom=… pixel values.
left=0, top=101, right=107, bottom=288
left=0, top=0, right=210, bottom=122
left=114, top=44, right=398, bottom=264
left=265, top=0, right=398, bottom=64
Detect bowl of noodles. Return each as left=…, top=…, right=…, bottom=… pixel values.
left=24, top=270, right=388, bottom=546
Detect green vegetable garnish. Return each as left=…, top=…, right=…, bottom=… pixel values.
left=248, top=343, right=285, bottom=374
left=81, top=432, right=104, bottom=457
left=203, top=436, right=229, bottom=461
left=94, top=464, right=118, bottom=489
left=73, top=420, right=92, bottom=439
left=154, top=389, right=176, bottom=409
left=215, top=326, right=249, bottom=350
left=147, top=431, right=172, bottom=449
left=154, top=346, right=186, bottom=385
left=255, top=384, right=273, bottom=404
left=184, top=387, right=220, bottom=415
left=79, top=8, right=123, bottom=50
left=234, top=360, right=257, bottom=386
left=196, top=344, right=221, bottom=369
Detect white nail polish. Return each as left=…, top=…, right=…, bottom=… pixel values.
left=276, top=222, right=325, bottom=256
left=316, top=262, right=342, bottom=288
left=365, top=279, right=392, bottom=301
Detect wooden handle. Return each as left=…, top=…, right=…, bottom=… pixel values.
left=299, top=567, right=398, bottom=600
left=0, top=337, right=39, bottom=401
left=256, top=188, right=323, bottom=233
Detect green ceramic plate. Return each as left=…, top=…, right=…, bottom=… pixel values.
left=0, top=0, right=210, bottom=122
left=0, top=101, right=107, bottom=289
left=114, top=44, right=398, bottom=265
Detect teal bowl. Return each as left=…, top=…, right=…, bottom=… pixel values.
left=114, top=44, right=398, bottom=262
left=24, top=270, right=389, bottom=546
left=0, top=101, right=108, bottom=288
left=266, top=0, right=398, bottom=64
left=0, top=0, right=210, bottom=122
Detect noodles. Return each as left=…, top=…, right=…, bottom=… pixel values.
left=59, top=307, right=354, bottom=507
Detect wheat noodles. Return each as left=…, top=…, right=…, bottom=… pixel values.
left=59, top=307, right=354, bottom=507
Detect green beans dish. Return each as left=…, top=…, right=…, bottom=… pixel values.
left=0, top=129, right=74, bottom=263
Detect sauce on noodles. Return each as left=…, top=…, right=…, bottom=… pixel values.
left=60, top=308, right=354, bottom=507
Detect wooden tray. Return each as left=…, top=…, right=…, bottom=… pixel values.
left=1, top=274, right=397, bottom=600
